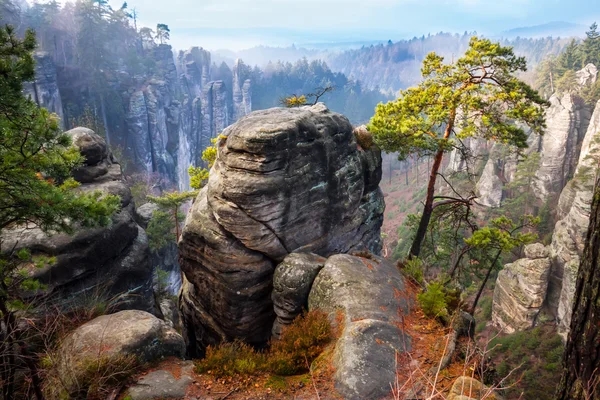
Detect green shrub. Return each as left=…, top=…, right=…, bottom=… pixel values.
left=401, top=258, right=424, bottom=284
left=195, top=310, right=332, bottom=378
left=418, top=281, right=448, bottom=318
left=488, top=327, right=564, bottom=400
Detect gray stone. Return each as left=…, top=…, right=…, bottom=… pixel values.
left=271, top=253, right=327, bottom=338
left=492, top=244, right=552, bottom=333
left=179, top=104, right=385, bottom=355
left=0, top=129, right=155, bottom=313
left=54, top=311, right=185, bottom=396
left=308, top=254, right=410, bottom=400
left=135, top=203, right=161, bottom=228
left=125, top=360, right=194, bottom=400
left=453, top=311, right=476, bottom=339
left=66, top=127, right=108, bottom=166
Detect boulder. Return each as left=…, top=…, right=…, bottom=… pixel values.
left=492, top=244, right=552, bottom=333
left=308, top=254, right=410, bottom=400
left=125, top=360, right=194, bottom=400
left=448, top=376, right=504, bottom=400
left=179, top=104, right=385, bottom=355
left=271, top=253, right=327, bottom=338
left=1, top=128, right=155, bottom=313
left=53, top=310, right=185, bottom=396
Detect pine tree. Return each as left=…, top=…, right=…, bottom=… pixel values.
left=582, top=22, right=600, bottom=67
left=155, top=23, right=170, bottom=44
left=368, top=37, right=547, bottom=258
left=0, top=25, right=120, bottom=400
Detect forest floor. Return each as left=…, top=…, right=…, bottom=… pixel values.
left=125, top=279, right=481, bottom=400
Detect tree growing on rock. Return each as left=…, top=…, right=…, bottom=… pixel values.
left=155, top=23, right=170, bottom=44
left=0, top=26, right=120, bottom=400
left=368, top=37, right=547, bottom=258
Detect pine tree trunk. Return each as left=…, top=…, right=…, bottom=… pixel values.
left=557, top=184, right=600, bottom=400
left=409, top=110, right=456, bottom=258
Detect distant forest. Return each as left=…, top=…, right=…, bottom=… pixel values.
left=0, top=0, right=390, bottom=126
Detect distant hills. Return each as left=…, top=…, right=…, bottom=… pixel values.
left=501, top=21, right=586, bottom=39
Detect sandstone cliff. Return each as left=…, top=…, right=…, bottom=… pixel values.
left=25, top=52, right=65, bottom=129
left=178, top=104, right=385, bottom=355
left=492, top=98, right=600, bottom=337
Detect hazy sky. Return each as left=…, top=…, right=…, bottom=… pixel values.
left=103, top=0, right=600, bottom=50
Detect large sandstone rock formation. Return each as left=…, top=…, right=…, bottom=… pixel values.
left=476, top=65, right=597, bottom=207
left=492, top=244, right=552, bottom=333
left=179, top=104, right=385, bottom=355
left=549, top=98, right=600, bottom=337
left=308, top=254, right=410, bottom=400
left=122, top=45, right=253, bottom=190
left=492, top=98, right=600, bottom=337
left=1, top=128, right=155, bottom=313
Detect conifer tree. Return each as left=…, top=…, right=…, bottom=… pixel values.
left=368, top=37, right=547, bottom=258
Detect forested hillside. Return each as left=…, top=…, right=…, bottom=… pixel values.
left=329, top=32, right=574, bottom=93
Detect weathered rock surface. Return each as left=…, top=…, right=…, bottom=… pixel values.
left=476, top=156, right=505, bottom=208
left=447, top=376, right=504, bottom=400
left=54, top=310, right=185, bottom=395
left=122, top=45, right=252, bottom=190
left=308, top=254, right=410, bottom=400
left=492, top=243, right=552, bottom=333
left=25, top=52, right=65, bottom=129
left=179, top=104, right=385, bottom=355
left=125, top=360, right=194, bottom=400
left=534, top=92, right=593, bottom=202
left=549, top=98, right=600, bottom=338
left=1, top=128, right=155, bottom=312
left=271, top=253, right=327, bottom=338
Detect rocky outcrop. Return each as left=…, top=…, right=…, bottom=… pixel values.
left=53, top=310, right=185, bottom=396
left=125, top=360, right=194, bottom=400
left=179, top=104, right=385, bottom=355
left=533, top=92, right=593, bottom=202
left=232, top=59, right=252, bottom=121
left=492, top=244, right=552, bottom=333
left=492, top=99, right=600, bottom=338
left=25, top=52, right=65, bottom=129
left=476, top=65, right=597, bottom=207
left=123, top=45, right=253, bottom=190
left=548, top=98, right=600, bottom=338
left=1, top=128, right=155, bottom=313
left=308, top=254, right=410, bottom=400
left=271, top=253, right=327, bottom=338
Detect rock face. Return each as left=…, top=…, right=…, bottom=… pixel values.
left=179, top=104, right=385, bottom=355
left=54, top=310, right=185, bottom=396
left=121, top=45, right=253, bottom=190
left=548, top=98, right=600, bottom=338
left=492, top=99, right=600, bottom=338
left=533, top=92, right=593, bottom=202
left=308, top=254, right=410, bottom=400
left=476, top=65, right=597, bottom=207
left=25, top=52, right=65, bottom=129
left=271, top=253, right=327, bottom=338
left=492, top=244, right=552, bottom=333
left=1, top=128, right=155, bottom=313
